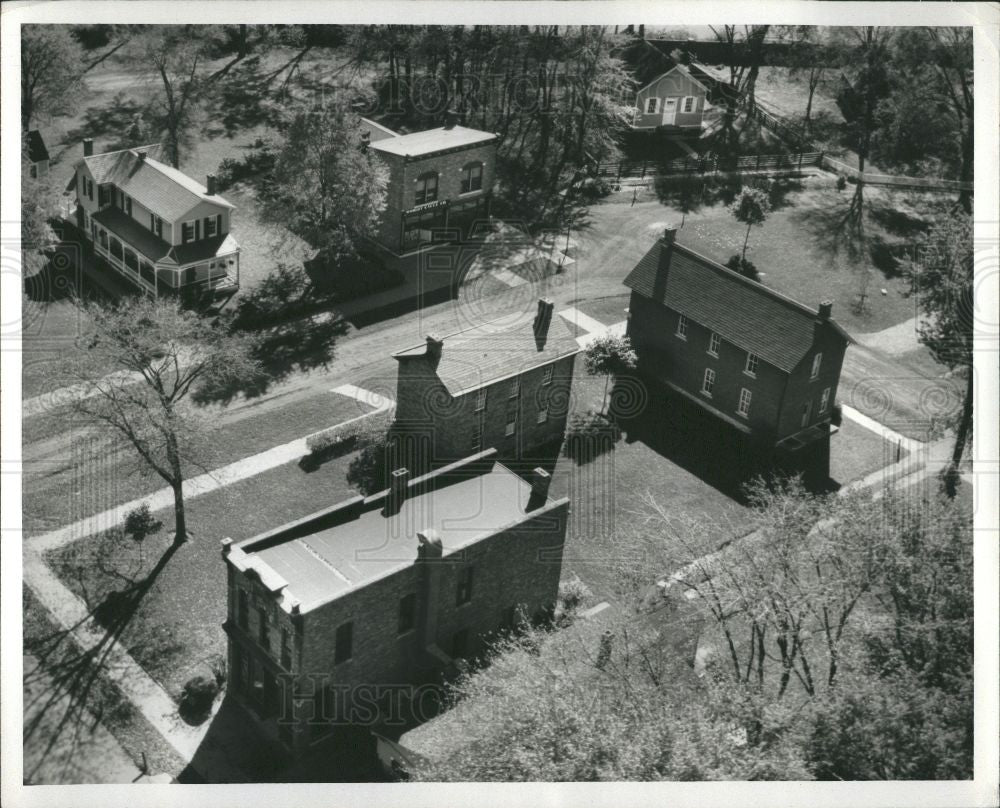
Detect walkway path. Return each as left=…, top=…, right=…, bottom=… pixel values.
left=557, top=306, right=628, bottom=348
left=22, top=384, right=394, bottom=780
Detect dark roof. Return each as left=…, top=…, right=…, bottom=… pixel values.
left=27, top=130, right=49, bottom=164
left=624, top=237, right=850, bottom=372
left=92, top=207, right=171, bottom=262
left=169, top=233, right=239, bottom=266
left=393, top=310, right=580, bottom=396
left=78, top=146, right=235, bottom=221
left=227, top=452, right=563, bottom=612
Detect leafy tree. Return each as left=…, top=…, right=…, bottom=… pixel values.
left=582, top=334, right=637, bottom=415
left=706, top=25, right=771, bottom=161
left=21, top=134, right=60, bottom=278
left=903, top=211, right=973, bottom=493
left=58, top=297, right=261, bottom=542
left=729, top=185, right=770, bottom=264
left=21, top=25, right=86, bottom=130
left=260, top=99, right=388, bottom=263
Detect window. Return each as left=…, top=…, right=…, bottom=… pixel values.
left=181, top=221, right=196, bottom=244
left=645, top=97, right=659, bottom=114
left=238, top=590, right=249, bottom=630
left=281, top=629, right=292, bottom=669
left=457, top=567, right=474, bottom=605
left=334, top=621, right=353, bottom=664
left=738, top=388, right=752, bottom=418
left=124, top=195, right=132, bottom=216
left=149, top=214, right=163, bottom=238
left=701, top=367, right=716, bottom=397
left=810, top=352, right=823, bottom=380
left=745, top=353, right=759, bottom=377
left=537, top=408, right=549, bottom=424
left=398, top=593, right=416, bottom=635
left=820, top=387, right=831, bottom=413
left=509, top=378, right=520, bottom=398
left=475, top=388, right=487, bottom=412
left=542, top=366, right=554, bottom=386
left=257, top=606, right=270, bottom=650
left=801, top=401, right=813, bottom=427
left=86, top=177, right=94, bottom=201
left=471, top=422, right=482, bottom=452
left=99, top=185, right=112, bottom=207
left=676, top=314, right=689, bottom=339
left=505, top=408, right=517, bottom=437
left=460, top=162, right=483, bottom=194
left=708, top=332, right=721, bottom=356
left=451, top=628, right=469, bottom=659
left=205, top=216, right=218, bottom=238
left=414, top=172, right=438, bottom=205
left=682, top=96, right=695, bottom=113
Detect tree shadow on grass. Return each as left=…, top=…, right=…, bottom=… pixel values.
left=200, top=56, right=291, bottom=138
left=64, top=92, right=160, bottom=150
left=789, top=190, right=868, bottom=268
left=22, top=539, right=184, bottom=783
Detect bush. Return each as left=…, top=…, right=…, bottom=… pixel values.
left=725, top=254, right=761, bottom=282
left=556, top=575, right=593, bottom=624
left=835, top=174, right=848, bottom=191
left=123, top=503, right=161, bottom=544
left=214, top=146, right=276, bottom=193
left=179, top=674, right=218, bottom=721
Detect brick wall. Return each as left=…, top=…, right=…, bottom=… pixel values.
left=627, top=293, right=786, bottom=440
left=776, top=322, right=847, bottom=439
left=372, top=138, right=496, bottom=253
left=394, top=352, right=577, bottom=464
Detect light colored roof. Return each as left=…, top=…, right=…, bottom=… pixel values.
left=78, top=146, right=235, bottom=221
left=637, top=63, right=710, bottom=95
left=369, top=125, right=496, bottom=158
left=230, top=454, right=557, bottom=612
left=393, top=310, right=579, bottom=397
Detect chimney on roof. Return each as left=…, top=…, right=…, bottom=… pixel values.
left=818, top=300, right=833, bottom=320
left=425, top=334, right=443, bottom=366
left=533, top=298, right=555, bottom=349
left=206, top=174, right=217, bottom=195
left=654, top=224, right=679, bottom=301
left=527, top=467, right=552, bottom=511
left=136, top=150, right=147, bottom=162
left=384, top=467, right=410, bottom=515
left=221, top=537, right=232, bottom=557
left=444, top=110, right=458, bottom=129
left=83, top=138, right=94, bottom=157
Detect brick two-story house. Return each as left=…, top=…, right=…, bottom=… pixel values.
left=624, top=227, right=851, bottom=484
left=392, top=299, right=579, bottom=467
left=221, top=449, right=568, bottom=755
left=368, top=117, right=497, bottom=255
left=69, top=139, right=240, bottom=298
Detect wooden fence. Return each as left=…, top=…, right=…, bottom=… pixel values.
left=589, top=151, right=825, bottom=183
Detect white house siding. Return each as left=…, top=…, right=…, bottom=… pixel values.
left=174, top=200, right=232, bottom=246
left=633, top=69, right=706, bottom=129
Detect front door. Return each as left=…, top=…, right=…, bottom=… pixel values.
left=662, top=97, right=678, bottom=126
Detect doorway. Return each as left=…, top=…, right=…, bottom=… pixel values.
left=662, top=97, right=678, bottom=126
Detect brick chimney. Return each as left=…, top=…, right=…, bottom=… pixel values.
left=384, top=467, right=410, bottom=515
left=533, top=298, right=554, bottom=349
left=83, top=138, right=94, bottom=157
left=136, top=150, right=147, bottom=162
left=444, top=110, right=458, bottom=129
left=416, top=529, right=444, bottom=647
left=206, top=174, right=217, bottom=195
left=527, top=467, right=551, bottom=510
left=654, top=224, right=679, bottom=301
left=817, top=300, right=833, bottom=320
left=425, top=334, right=443, bottom=367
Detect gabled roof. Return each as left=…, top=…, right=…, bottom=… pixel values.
left=26, top=130, right=49, bottom=164
left=393, top=309, right=580, bottom=397
left=77, top=145, right=235, bottom=221
left=369, top=125, right=496, bottom=159
left=636, top=63, right=711, bottom=95
left=624, top=237, right=850, bottom=373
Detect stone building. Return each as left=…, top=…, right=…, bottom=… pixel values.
left=221, top=449, right=568, bottom=755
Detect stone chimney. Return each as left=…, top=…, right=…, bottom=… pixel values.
left=83, top=138, right=94, bottom=157
left=533, top=298, right=554, bottom=349
left=206, top=174, right=217, bottom=195
left=416, top=529, right=444, bottom=647
left=384, top=467, right=410, bottom=515
left=527, top=467, right=552, bottom=510
left=663, top=224, right=678, bottom=245
left=425, top=334, right=443, bottom=367
left=817, top=300, right=833, bottom=320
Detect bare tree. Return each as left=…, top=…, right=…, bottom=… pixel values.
left=21, top=26, right=86, bottom=131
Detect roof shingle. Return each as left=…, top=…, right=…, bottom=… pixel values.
left=624, top=238, right=850, bottom=372
left=393, top=309, right=579, bottom=396
left=370, top=125, right=496, bottom=159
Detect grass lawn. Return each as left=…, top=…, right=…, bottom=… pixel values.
left=23, top=387, right=375, bottom=538
left=47, top=449, right=364, bottom=702
left=572, top=294, right=631, bottom=328
left=829, top=418, right=908, bottom=487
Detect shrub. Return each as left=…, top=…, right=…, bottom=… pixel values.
left=836, top=174, right=848, bottom=191
left=556, top=575, right=593, bottom=624
left=123, top=503, right=161, bottom=544
left=725, top=254, right=761, bottom=282
left=209, top=654, right=227, bottom=688
left=305, top=409, right=394, bottom=456
left=179, top=674, right=218, bottom=720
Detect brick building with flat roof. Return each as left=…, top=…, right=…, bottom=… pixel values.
left=392, top=298, right=579, bottom=467
left=221, top=449, right=568, bottom=755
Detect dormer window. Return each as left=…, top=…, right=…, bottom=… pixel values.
left=460, top=162, right=483, bottom=194
left=415, top=172, right=438, bottom=205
